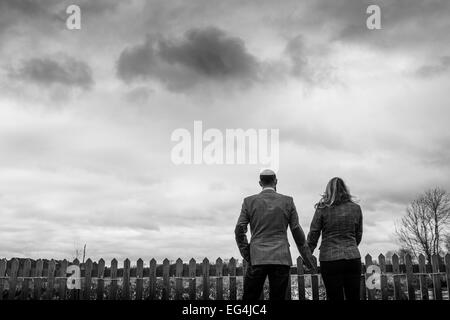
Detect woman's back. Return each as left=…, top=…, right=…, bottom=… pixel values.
left=308, top=201, right=363, bottom=262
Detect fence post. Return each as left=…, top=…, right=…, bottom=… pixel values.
left=149, top=259, right=156, bottom=300
left=162, top=258, right=170, bottom=300
left=34, top=259, right=44, bottom=300
left=405, top=254, right=415, bottom=300
left=216, top=258, right=223, bottom=300
left=175, top=258, right=183, bottom=300
left=122, top=259, right=130, bottom=300
left=202, top=258, right=210, bottom=300
left=8, top=258, right=19, bottom=300
left=0, top=259, right=6, bottom=300
left=418, top=254, right=429, bottom=300
left=136, top=258, right=144, bottom=300
left=378, top=254, right=388, bottom=300
left=45, top=259, right=56, bottom=300
left=296, top=257, right=305, bottom=300
left=365, top=254, right=374, bottom=300
left=189, top=258, right=197, bottom=300
left=229, top=258, right=236, bottom=300
left=445, top=254, right=450, bottom=301
left=83, top=259, right=92, bottom=300
left=311, top=255, right=319, bottom=300
left=21, top=259, right=32, bottom=300
left=392, top=254, right=402, bottom=300
left=431, top=254, right=442, bottom=300
left=96, top=259, right=105, bottom=300
left=110, top=258, right=118, bottom=300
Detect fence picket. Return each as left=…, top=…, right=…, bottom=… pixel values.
left=0, top=259, right=6, bottom=300
left=34, top=259, right=44, bottom=300
left=189, top=258, right=196, bottom=300
left=216, top=258, right=223, bottom=300
left=96, top=259, right=105, bottom=300
left=149, top=258, right=156, bottom=300
left=378, top=254, right=388, bottom=300
left=202, top=258, right=210, bottom=300
left=311, top=256, right=319, bottom=300
left=392, top=254, right=402, bottom=300
left=405, top=254, right=415, bottom=300
left=109, top=258, right=118, bottom=300
left=175, top=258, right=183, bottom=300
left=229, top=258, right=236, bottom=300
left=45, top=259, right=56, bottom=300
left=136, top=258, right=144, bottom=300
left=297, top=257, right=305, bottom=300
left=162, top=258, right=170, bottom=300
left=365, top=254, right=374, bottom=300
left=431, top=254, right=442, bottom=300
left=83, top=259, right=92, bottom=300
left=8, top=259, right=19, bottom=300
left=21, top=259, right=32, bottom=300
left=122, top=259, right=130, bottom=300
left=58, top=260, right=68, bottom=300
left=418, top=254, right=429, bottom=300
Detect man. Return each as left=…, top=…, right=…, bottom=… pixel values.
left=235, top=169, right=316, bottom=300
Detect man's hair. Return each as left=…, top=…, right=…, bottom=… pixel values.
left=260, top=174, right=276, bottom=186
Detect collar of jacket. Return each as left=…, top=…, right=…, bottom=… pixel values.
left=261, top=187, right=276, bottom=193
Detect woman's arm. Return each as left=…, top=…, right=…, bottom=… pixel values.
left=307, top=208, right=323, bottom=253
left=356, top=206, right=363, bottom=246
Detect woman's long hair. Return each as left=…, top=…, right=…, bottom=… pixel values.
left=315, top=177, right=354, bottom=209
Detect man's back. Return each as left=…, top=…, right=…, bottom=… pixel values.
left=236, top=189, right=298, bottom=266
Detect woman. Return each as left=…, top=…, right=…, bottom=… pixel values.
left=307, top=177, right=363, bottom=300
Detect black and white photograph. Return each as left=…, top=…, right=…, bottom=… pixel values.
left=0, top=0, right=449, bottom=314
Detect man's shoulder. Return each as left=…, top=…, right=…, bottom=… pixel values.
left=275, top=192, right=294, bottom=202
left=244, top=192, right=293, bottom=202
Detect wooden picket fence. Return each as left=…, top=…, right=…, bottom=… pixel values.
left=0, top=253, right=449, bottom=300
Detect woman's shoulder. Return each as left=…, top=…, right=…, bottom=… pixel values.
left=344, top=201, right=362, bottom=212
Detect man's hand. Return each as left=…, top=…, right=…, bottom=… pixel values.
left=303, top=255, right=317, bottom=274
left=299, top=244, right=317, bottom=273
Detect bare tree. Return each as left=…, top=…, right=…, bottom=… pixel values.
left=396, top=187, right=450, bottom=263
left=422, top=188, right=450, bottom=254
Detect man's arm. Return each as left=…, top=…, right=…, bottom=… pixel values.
left=356, top=206, right=363, bottom=246
left=234, top=200, right=251, bottom=263
left=288, top=198, right=316, bottom=271
left=307, top=208, right=322, bottom=254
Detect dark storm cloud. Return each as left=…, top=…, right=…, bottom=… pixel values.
left=415, top=56, right=450, bottom=78
left=9, top=55, right=94, bottom=90
left=117, top=27, right=261, bottom=91
left=284, top=35, right=333, bottom=84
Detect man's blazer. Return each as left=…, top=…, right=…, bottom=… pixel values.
left=235, top=189, right=301, bottom=266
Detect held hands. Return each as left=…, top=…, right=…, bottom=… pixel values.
left=303, top=255, right=317, bottom=274
left=299, top=245, right=318, bottom=274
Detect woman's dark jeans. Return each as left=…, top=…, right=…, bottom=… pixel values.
left=320, top=258, right=361, bottom=300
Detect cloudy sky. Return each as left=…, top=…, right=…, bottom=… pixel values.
left=1, top=0, right=450, bottom=264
